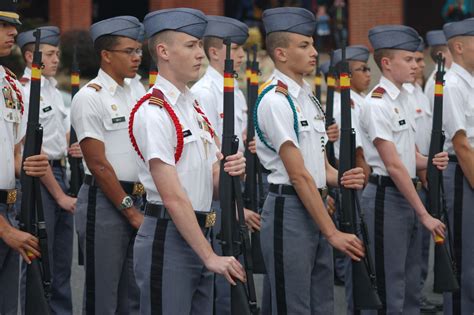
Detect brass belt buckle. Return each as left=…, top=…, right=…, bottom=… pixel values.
left=205, top=211, right=217, bottom=228
left=6, top=189, right=17, bottom=204
left=320, top=187, right=328, bottom=199
left=132, top=183, right=145, bottom=196
left=415, top=180, right=422, bottom=191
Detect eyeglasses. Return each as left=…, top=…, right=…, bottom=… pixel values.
left=107, top=48, right=143, bottom=57
left=352, top=66, right=371, bottom=73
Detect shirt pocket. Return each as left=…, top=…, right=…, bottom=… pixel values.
left=39, top=101, right=55, bottom=120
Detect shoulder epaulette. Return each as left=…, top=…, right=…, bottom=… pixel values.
left=87, top=83, right=102, bottom=91
left=371, top=86, right=385, bottom=99
left=4, top=67, right=17, bottom=80
left=149, top=88, right=165, bottom=108
left=275, top=80, right=289, bottom=96
left=19, top=77, right=30, bottom=86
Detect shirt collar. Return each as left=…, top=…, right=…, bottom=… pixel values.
left=273, top=69, right=305, bottom=98
left=380, top=75, right=402, bottom=100
left=350, top=89, right=365, bottom=105
left=205, top=65, right=224, bottom=92
left=97, top=69, right=130, bottom=96
left=152, top=74, right=186, bottom=106
left=23, top=67, right=57, bottom=88
left=0, top=66, right=5, bottom=79
left=403, top=82, right=415, bottom=94
left=451, top=62, right=474, bottom=88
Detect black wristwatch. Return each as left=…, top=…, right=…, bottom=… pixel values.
left=118, top=195, right=134, bottom=211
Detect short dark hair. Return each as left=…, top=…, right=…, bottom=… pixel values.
left=429, top=45, right=448, bottom=63
left=93, top=35, right=121, bottom=59
left=203, top=36, right=223, bottom=60
left=265, top=31, right=290, bottom=61
left=373, top=48, right=395, bottom=70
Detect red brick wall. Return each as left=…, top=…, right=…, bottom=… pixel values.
left=49, top=0, right=92, bottom=32
left=349, top=0, right=404, bottom=49
left=149, top=0, right=224, bottom=15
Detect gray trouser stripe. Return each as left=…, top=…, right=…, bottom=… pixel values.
left=374, top=185, right=387, bottom=315
left=274, top=196, right=287, bottom=314
left=452, top=165, right=463, bottom=315
left=86, top=185, right=97, bottom=314
left=150, top=219, right=168, bottom=315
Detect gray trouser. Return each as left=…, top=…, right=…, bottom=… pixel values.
left=20, top=165, right=73, bottom=315
left=260, top=191, right=334, bottom=315
left=442, top=162, right=474, bottom=315
left=360, top=183, right=421, bottom=315
left=134, top=214, right=214, bottom=315
left=0, top=203, right=19, bottom=315
left=81, top=183, right=140, bottom=315
left=418, top=188, right=430, bottom=290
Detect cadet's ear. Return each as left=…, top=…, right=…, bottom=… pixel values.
left=156, top=43, right=169, bottom=61
left=208, top=46, right=220, bottom=62
left=274, top=47, right=288, bottom=63
left=24, top=50, right=34, bottom=65
left=381, top=56, right=391, bottom=70
left=101, top=49, right=113, bottom=64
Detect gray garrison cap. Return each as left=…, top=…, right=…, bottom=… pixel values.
left=262, top=7, right=316, bottom=36
left=0, top=0, right=20, bottom=25
left=369, top=25, right=421, bottom=52
left=320, top=60, right=330, bottom=76
left=426, top=30, right=447, bottom=46
left=17, top=26, right=60, bottom=48
left=144, top=8, right=207, bottom=39
left=416, top=36, right=425, bottom=51
left=204, top=16, right=249, bottom=45
left=90, top=16, right=143, bottom=43
left=137, top=24, right=145, bottom=42
left=443, top=18, right=474, bottom=39
left=332, top=45, right=370, bottom=66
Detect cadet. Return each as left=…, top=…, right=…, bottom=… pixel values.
left=424, top=29, right=453, bottom=109
left=16, top=25, right=77, bottom=315
left=190, top=15, right=261, bottom=314
left=403, top=36, right=442, bottom=313
left=358, top=25, right=447, bottom=314
left=70, top=16, right=146, bottom=314
left=255, top=7, right=365, bottom=314
left=0, top=2, right=49, bottom=314
left=130, top=8, right=246, bottom=314
left=442, top=18, right=474, bottom=315
left=332, top=45, right=371, bottom=180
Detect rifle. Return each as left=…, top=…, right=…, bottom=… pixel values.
left=426, top=53, right=459, bottom=293
left=68, top=47, right=84, bottom=197
left=19, top=29, right=52, bottom=315
left=243, top=45, right=265, bottom=274
left=219, top=38, right=259, bottom=315
left=314, top=44, right=322, bottom=100
left=149, top=63, right=158, bottom=89
left=338, top=45, right=382, bottom=311
left=325, top=53, right=337, bottom=168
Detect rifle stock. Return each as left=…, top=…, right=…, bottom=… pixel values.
left=219, top=38, right=259, bottom=315
left=325, top=54, right=336, bottom=168
left=426, top=53, right=459, bottom=293
left=19, top=29, right=51, bottom=315
left=68, top=47, right=84, bottom=197
left=338, top=46, right=382, bottom=310
left=243, top=46, right=266, bottom=274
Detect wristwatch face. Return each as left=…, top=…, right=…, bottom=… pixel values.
left=121, top=196, right=133, bottom=209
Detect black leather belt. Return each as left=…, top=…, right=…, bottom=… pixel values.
left=369, top=174, right=422, bottom=191
left=0, top=189, right=17, bottom=204
left=144, top=203, right=216, bottom=228
left=269, top=184, right=328, bottom=199
left=448, top=155, right=458, bottom=163
left=84, top=174, right=145, bottom=196
left=49, top=159, right=65, bottom=168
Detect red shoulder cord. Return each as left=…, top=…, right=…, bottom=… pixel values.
left=128, top=88, right=184, bottom=163
left=4, top=71, right=24, bottom=115
left=193, top=100, right=215, bottom=138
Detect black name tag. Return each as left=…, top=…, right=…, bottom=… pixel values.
left=399, top=119, right=406, bottom=126
left=300, top=120, right=308, bottom=127
left=183, top=129, right=192, bottom=137
left=42, top=106, right=52, bottom=113
left=112, top=116, right=126, bottom=124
